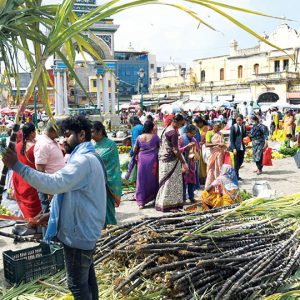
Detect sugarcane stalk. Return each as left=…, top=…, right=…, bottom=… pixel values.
left=122, top=277, right=144, bottom=296
left=0, top=230, right=41, bottom=243
left=221, top=230, right=300, bottom=300
left=167, top=266, right=199, bottom=287
left=238, top=277, right=300, bottom=298
left=278, top=243, right=300, bottom=281
left=214, top=248, right=270, bottom=300
left=238, top=269, right=282, bottom=291
left=115, top=253, right=156, bottom=292
left=145, top=258, right=200, bottom=276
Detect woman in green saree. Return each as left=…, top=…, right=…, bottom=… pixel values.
left=92, top=121, right=122, bottom=225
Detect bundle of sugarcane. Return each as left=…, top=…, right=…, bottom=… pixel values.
left=2, top=194, right=300, bottom=300
left=92, top=194, right=300, bottom=299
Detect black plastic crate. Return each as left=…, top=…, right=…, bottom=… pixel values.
left=3, top=243, right=65, bottom=284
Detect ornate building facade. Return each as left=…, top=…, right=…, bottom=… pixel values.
left=62, top=0, right=120, bottom=114
left=150, top=23, right=300, bottom=105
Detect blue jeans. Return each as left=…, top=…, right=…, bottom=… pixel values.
left=183, top=180, right=195, bottom=201
left=63, top=243, right=98, bottom=300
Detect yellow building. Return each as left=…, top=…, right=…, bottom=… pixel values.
left=150, top=23, right=300, bottom=105
left=88, top=75, right=113, bottom=100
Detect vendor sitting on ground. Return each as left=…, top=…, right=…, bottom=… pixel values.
left=202, top=164, right=241, bottom=211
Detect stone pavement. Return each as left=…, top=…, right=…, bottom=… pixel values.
left=0, top=156, right=299, bottom=287
left=116, top=156, right=300, bottom=223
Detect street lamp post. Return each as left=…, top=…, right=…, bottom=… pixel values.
left=116, top=77, right=120, bottom=114
left=209, top=81, right=214, bottom=105
left=33, top=88, right=38, bottom=128
left=138, top=68, right=145, bottom=111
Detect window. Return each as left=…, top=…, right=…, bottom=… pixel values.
left=254, top=64, right=259, bottom=75
left=220, top=68, right=224, bottom=80
left=108, top=80, right=111, bottom=88
left=238, top=65, right=243, bottom=79
left=274, top=60, right=280, bottom=72
left=283, top=59, right=289, bottom=71
left=92, top=80, right=97, bottom=88
left=150, top=64, right=154, bottom=69
left=201, top=70, right=205, bottom=82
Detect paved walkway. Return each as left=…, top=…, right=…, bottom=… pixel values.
left=116, top=156, right=300, bottom=223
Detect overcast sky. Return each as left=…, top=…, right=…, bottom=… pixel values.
left=45, top=0, right=300, bottom=66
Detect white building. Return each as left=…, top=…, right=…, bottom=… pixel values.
left=150, top=23, right=300, bottom=105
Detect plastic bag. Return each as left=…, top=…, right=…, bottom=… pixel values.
left=262, top=147, right=273, bottom=166
left=223, top=151, right=232, bottom=166
left=202, top=144, right=208, bottom=164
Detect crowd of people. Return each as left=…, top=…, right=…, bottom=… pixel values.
left=1, top=102, right=300, bottom=299
left=126, top=102, right=300, bottom=212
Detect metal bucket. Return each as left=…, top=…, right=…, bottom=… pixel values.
left=252, top=181, right=271, bottom=197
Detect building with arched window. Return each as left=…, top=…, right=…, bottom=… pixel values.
left=220, top=68, right=224, bottom=80
left=201, top=70, right=206, bottom=82
left=150, top=23, right=300, bottom=105
left=190, top=23, right=300, bottom=104
left=254, top=64, right=259, bottom=75
left=238, top=66, right=243, bottom=79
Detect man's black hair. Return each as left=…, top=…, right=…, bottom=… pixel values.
left=194, top=116, right=207, bottom=125
left=61, top=115, right=92, bottom=141
left=174, top=114, right=184, bottom=122
left=129, top=116, right=141, bottom=126
left=147, top=114, right=154, bottom=122
left=186, top=124, right=197, bottom=133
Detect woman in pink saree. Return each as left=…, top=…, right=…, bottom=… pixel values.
left=205, top=122, right=226, bottom=188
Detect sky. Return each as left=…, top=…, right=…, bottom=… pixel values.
left=46, top=0, right=300, bottom=66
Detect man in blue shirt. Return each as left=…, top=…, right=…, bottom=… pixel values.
left=129, top=116, right=143, bottom=156
left=3, top=116, right=106, bottom=300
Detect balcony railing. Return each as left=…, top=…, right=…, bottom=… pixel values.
left=255, top=71, right=300, bottom=81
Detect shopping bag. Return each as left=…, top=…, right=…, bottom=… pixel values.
left=262, top=147, right=273, bottom=166
left=223, top=151, right=232, bottom=166
left=294, top=151, right=300, bottom=169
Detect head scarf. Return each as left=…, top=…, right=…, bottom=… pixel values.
left=218, top=164, right=239, bottom=191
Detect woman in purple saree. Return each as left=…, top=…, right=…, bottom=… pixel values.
left=133, top=121, right=160, bottom=208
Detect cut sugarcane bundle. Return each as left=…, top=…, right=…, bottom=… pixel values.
left=2, top=194, right=300, bottom=300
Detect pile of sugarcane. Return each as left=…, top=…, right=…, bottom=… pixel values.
left=93, top=194, right=300, bottom=300
left=1, top=194, right=300, bottom=300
